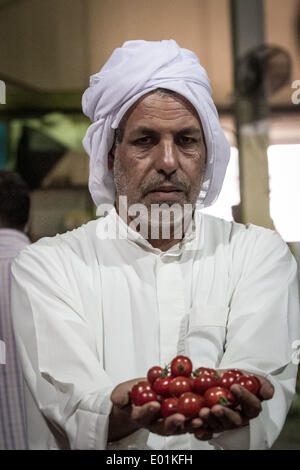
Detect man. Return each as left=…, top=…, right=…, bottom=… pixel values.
left=11, top=40, right=299, bottom=450
left=0, top=170, right=30, bottom=449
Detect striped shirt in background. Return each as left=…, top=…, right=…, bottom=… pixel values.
left=0, top=229, right=30, bottom=450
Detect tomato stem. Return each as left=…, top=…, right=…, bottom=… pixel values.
left=218, top=397, right=229, bottom=406
left=161, top=365, right=169, bottom=378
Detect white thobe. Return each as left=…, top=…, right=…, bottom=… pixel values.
left=10, top=208, right=300, bottom=450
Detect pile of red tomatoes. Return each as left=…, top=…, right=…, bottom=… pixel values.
left=129, top=355, right=261, bottom=419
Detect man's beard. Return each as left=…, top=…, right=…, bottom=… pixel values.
left=114, top=164, right=196, bottom=241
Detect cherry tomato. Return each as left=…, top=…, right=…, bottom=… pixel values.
left=132, top=389, right=158, bottom=406
left=193, top=373, right=219, bottom=394
left=177, top=392, right=206, bottom=418
left=153, top=376, right=173, bottom=398
left=188, top=376, right=196, bottom=390
left=147, top=366, right=163, bottom=384
left=234, top=375, right=260, bottom=395
left=204, top=386, right=235, bottom=408
left=169, top=376, right=192, bottom=397
left=226, top=369, right=243, bottom=378
left=217, top=372, right=236, bottom=389
left=247, top=375, right=261, bottom=395
left=193, top=367, right=216, bottom=377
left=130, top=381, right=152, bottom=404
left=161, top=397, right=178, bottom=418
left=170, top=356, right=193, bottom=377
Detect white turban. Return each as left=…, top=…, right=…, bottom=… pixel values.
left=82, top=39, right=230, bottom=208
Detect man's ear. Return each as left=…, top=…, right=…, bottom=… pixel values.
left=108, top=146, right=115, bottom=172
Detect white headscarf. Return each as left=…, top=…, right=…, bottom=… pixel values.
left=82, top=39, right=230, bottom=208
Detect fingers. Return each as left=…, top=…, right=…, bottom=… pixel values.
left=198, top=406, right=245, bottom=433
left=211, top=405, right=248, bottom=429
left=161, top=414, right=186, bottom=435
left=230, top=384, right=262, bottom=419
left=255, top=375, right=275, bottom=400
left=131, top=401, right=250, bottom=440
left=131, top=401, right=162, bottom=426
left=132, top=406, right=205, bottom=437
left=198, top=407, right=225, bottom=432
left=185, top=417, right=204, bottom=434
left=194, top=429, right=214, bottom=441
left=159, top=414, right=205, bottom=436
left=147, top=413, right=187, bottom=436
left=193, top=405, right=249, bottom=440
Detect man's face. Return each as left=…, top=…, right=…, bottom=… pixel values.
left=109, top=91, right=206, bottom=218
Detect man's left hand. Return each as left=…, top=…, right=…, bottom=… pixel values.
left=193, top=372, right=274, bottom=441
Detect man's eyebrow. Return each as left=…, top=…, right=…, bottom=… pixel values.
left=128, top=126, right=202, bottom=136
left=177, top=127, right=202, bottom=135
left=128, top=127, right=158, bottom=137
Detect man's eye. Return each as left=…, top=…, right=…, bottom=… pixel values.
left=179, top=136, right=197, bottom=145
left=133, top=136, right=152, bottom=145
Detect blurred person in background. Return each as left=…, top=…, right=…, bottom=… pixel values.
left=0, top=170, right=30, bottom=450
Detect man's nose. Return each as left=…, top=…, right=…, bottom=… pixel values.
left=154, top=139, right=179, bottom=176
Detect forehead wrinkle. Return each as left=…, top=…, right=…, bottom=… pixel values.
left=126, top=110, right=202, bottom=136
left=128, top=125, right=203, bottom=139
left=135, top=100, right=198, bottom=121
left=124, top=92, right=202, bottom=128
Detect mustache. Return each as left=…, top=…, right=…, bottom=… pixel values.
left=141, top=176, right=189, bottom=195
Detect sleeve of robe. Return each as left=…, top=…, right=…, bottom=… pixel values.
left=10, top=240, right=114, bottom=450
left=211, top=226, right=300, bottom=450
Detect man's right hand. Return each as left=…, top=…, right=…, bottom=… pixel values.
left=108, top=378, right=204, bottom=442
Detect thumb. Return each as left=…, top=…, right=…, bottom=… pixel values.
left=111, top=378, right=146, bottom=409
left=110, top=385, right=131, bottom=409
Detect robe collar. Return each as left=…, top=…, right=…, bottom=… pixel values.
left=107, top=206, right=203, bottom=256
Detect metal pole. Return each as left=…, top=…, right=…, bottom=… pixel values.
left=230, top=0, right=273, bottom=228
